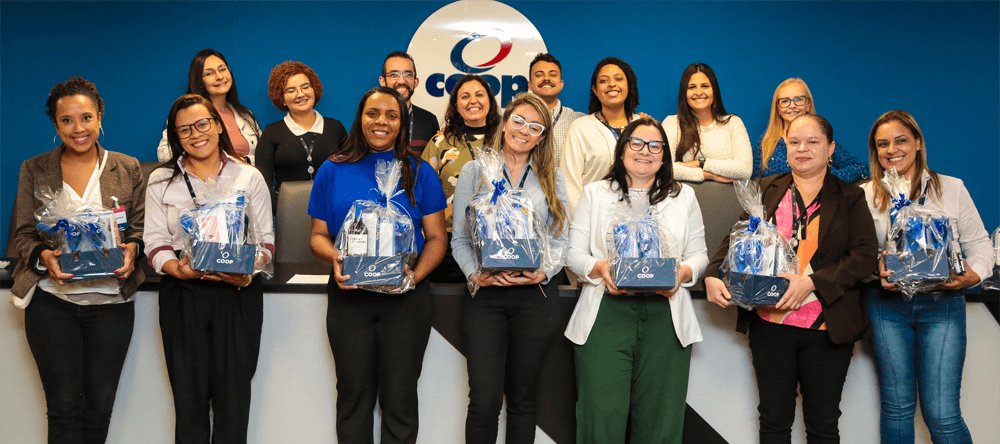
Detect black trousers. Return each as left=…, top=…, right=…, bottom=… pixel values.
left=24, top=289, right=134, bottom=444
left=327, top=278, right=434, bottom=444
left=462, top=280, right=562, bottom=444
left=749, top=319, right=854, bottom=444
left=158, top=276, right=264, bottom=444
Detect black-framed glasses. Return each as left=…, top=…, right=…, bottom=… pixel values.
left=176, top=118, right=214, bottom=139
left=384, top=71, right=415, bottom=81
left=284, top=83, right=313, bottom=96
left=508, top=114, right=545, bottom=136
left=777, top=95, right=808, bottom=108
left=202, top=65, right=229, bottom=78
left=627, top=137, right=664, bottom=154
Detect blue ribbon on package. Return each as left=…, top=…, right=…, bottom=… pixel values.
left=733, top=239, right=764, bottom=274
left=490, top=179, right=507, bottom=204
left=614, top=219, right=661, bottom=259
left=745, top=215, right=761, bottom=234
left=890, top=193, right=913, bottom=225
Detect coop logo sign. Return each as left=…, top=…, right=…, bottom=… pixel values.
left=409, top=0, right=547, bottom=117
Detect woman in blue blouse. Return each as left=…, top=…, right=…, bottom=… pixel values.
left=753, top=78, right=867, bottom=182
left=451, top=93, right=570, bottom=444
left=308, top=86, right=447, bottom=444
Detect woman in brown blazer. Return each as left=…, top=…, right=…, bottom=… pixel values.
left=10, top=77, right=145, bottom=444
left=704, top=115, right=878, bottom=444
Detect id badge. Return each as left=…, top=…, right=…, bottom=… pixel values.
left=112, top=196, right=128, bottom=230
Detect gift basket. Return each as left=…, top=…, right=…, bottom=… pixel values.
left=881, top=169, right=964, bottom=298
left=605, top=198, right=679, bottom=292
left=178, top=175, right=272, bottom=278
left=718, top=180, right=798, bottom=309
left=34, top=186, right=123, bottom=280
left=982, top=227, right=999, bottom=291
left=464, top=149, right=564, bottom=295
left=333, top=159, right=417, bottom=294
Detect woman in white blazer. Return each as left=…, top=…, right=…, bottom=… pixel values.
left=565, top=116, right=708, bottom=444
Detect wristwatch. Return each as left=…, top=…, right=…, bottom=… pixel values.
left=698, top=157, right=706, bottom=169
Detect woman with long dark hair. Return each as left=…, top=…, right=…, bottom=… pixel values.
left=11, top=76, right=145, bottom=443
left=663, top=63, right=751, bottom=183
left=566, top=117, right=707, bottom=443
left=156, top=49, right=261, bottom=163
left=309, top=87, right=447, bottom=444
left=863, top=110, right=993, bottom=444
left=561, top=57, right=641, bottom=214
left=451, top=93, right=569, bottom=443
left=145, top=94, right=274, bottom=442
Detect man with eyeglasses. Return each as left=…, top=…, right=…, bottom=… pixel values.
left=379, top=51, right=440, bottom=155
left=527, top=53, right=584, bottom=167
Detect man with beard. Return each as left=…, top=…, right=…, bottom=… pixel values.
left=528, top=53, right=585, bottom=167
left=379, top=51, right=440, bottom=154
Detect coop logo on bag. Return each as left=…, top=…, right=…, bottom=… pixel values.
left=217, top=251, right=234, bottom=265
left=408, top=0, right=547, bottom=115
left=637, top=266, right=654, bottom=279
left=766, top=284, right=780, bottom=298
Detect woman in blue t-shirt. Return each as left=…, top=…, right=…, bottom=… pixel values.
left=307, top=86, right=447, bottom=444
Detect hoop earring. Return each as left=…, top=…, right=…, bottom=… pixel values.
left=53, top=134, right=60, bottom=147
left=827, top=157, right=833, bottom=167
left=98, top=127, right=105, bottom=145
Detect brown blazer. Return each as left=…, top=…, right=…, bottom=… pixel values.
left=705, top=173, right=878, bottom=344
left=10, top=145, right=146, bottom=300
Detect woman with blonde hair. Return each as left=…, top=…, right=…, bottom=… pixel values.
left=754, top=78, right=866, bottom=181
left=451, top=92, right=569, bottom=443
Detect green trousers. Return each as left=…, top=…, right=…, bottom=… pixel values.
left=574, top=294, right=692, bottom=444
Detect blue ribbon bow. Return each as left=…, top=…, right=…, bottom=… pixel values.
left=745, top=215, right=761, bottom=234
left=490, top=179, right=507, bottom=205
left=890, top=193, right=913, bottom=224
left=370, top=187, right=405, bottom=208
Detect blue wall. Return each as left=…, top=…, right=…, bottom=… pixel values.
left=3, top=1, right=998, bottom=252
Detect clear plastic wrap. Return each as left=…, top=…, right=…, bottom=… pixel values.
left=178, top=177, right=273, bottom=278
left=33, top=186, right=123, bottom=280
left=333, top=160, right=417, bottom=294
left=982, top=227, right=1000, bottom=291
left=719, top=180, right=799, bottom=309
left=464, top=149, right=563, bottom=296
left=881, top=169, right=959, bottom=298
left=604, top=198, right=679, bottom=293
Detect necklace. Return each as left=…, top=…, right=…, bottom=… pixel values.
left=298, top=134, right=316, bottom=178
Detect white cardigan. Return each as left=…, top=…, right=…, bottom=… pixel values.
left=662, top=114, right=752, bottom=182
left=565, top=180, right=708, bottom=347
left=561, top=113, right=638, bottom=214
left=156, top=106, right=260, bottom=163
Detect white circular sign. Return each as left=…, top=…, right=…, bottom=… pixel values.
left=408, top=0, right=547, bottom=122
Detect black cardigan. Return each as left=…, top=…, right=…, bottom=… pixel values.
left=255, top=117, right=347, bottom=204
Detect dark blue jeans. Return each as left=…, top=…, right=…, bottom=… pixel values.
left=24, top=289, right=134, bottom=444
left=866, top=289, right=972, bottom=444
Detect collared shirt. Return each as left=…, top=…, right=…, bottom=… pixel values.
left=548, top=100, right=585, bottom=169
left=283, top=109, right=326, bottom=136
left=450, top=153, right=570, bottom=282
left=143, top=154, right=275, bottom=274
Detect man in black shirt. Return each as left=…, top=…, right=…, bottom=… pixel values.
left=379, top=51, right=440, bottom=155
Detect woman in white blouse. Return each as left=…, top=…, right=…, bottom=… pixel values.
left=566, top=117, right=708, bottom=444
left=663, top=63, right=752, bottom=183
left=864, top=110, right=993, bottom=444
left=144, top=94, right=274, bottom=443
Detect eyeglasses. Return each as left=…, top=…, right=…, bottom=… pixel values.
left=508, top=114, right=545, bottom=136
left=284, top=83, right=313, bottom=96
left=627, top=137, right=665, bottom=154
left=384, top=71, right=415, bottom=81
left=202, top=65, right=229, bottom=78
left=777, top=96, right=809, bottom=108
left=176, top=118, right=214, bottom=139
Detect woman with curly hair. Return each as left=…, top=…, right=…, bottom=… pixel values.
left=663, top=63, right=752, bottom=183
left=255, top=60, right=348, bottom=204
left=156, top=49, right=261, bottom=163
left=421, top=74, right=501, bottom=282
left=561, top=57, right=641, bottom=214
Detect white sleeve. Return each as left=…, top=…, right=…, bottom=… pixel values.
left=568, top=186, right=601, bottom=285
left=678, top=189, right=709, bottom=286
left=562, top=122, right=588, bottom=214
left=951, top=180, right=994, bottom=284
left=156, top=128, right=171, bottom=162
left=703, top=116, right=753, bottom=180
left=664, top=116, right=705, bottom=182
left=143, top=176, right=178, bottom=274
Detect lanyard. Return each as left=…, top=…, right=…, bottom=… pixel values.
left=502, top=164, right=530, bottom=190
left=463, top=131, right=479, bottom=159
left=299, top=133, right=316, bottom=178
left=597, top=110, right=630, bottom=141
left=407, top=105, right=415, bottom=142
left=551, top=104, right=564, bottom=127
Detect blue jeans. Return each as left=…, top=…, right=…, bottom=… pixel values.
left=866, top=288, right=972, bottom=444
